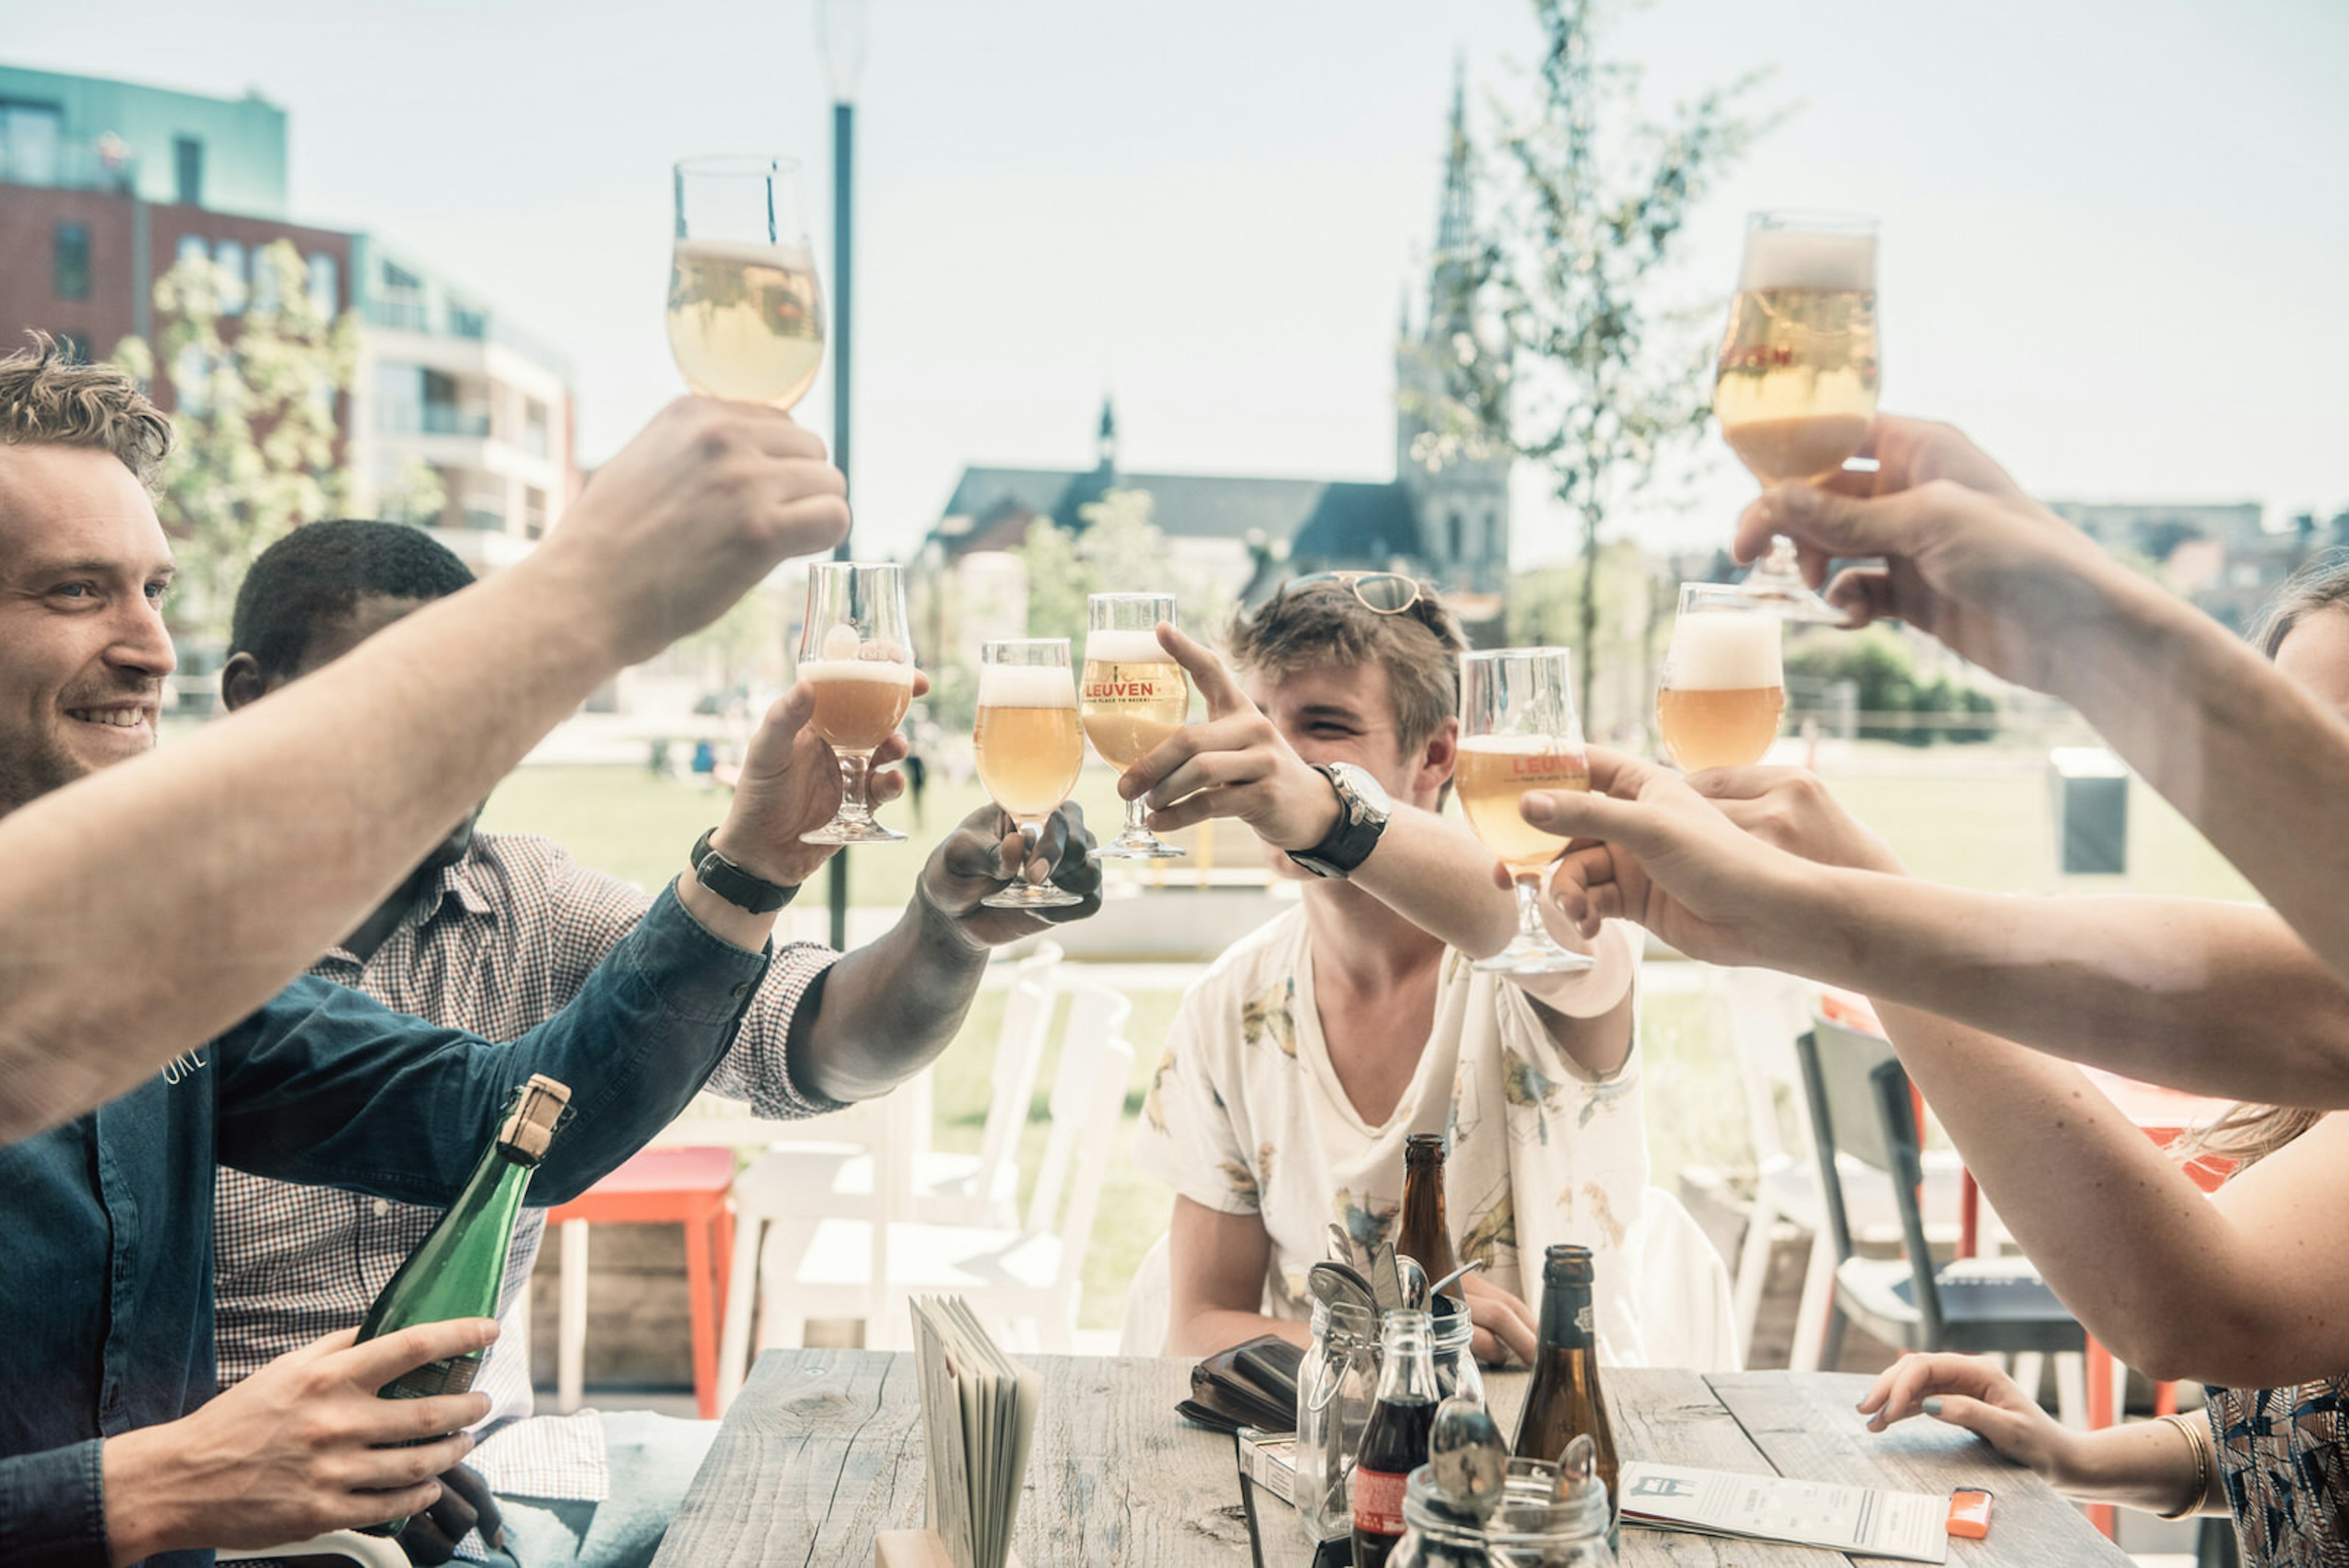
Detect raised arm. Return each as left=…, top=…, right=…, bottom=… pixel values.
left=1737, top=412, right=2349, bottom=989
left=1527, top=753, right=2349, bottom=1105
left=0, top=398, right=849, bottom=1144
left=1609, top=765, right=2349, bottom=1384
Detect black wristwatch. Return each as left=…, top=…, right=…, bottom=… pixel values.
left=688, top=828, right=799, bottom=914
left=1285, top=762, right=1393, bottom=879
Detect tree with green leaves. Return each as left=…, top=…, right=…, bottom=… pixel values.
left=1011, top=487, right=1235, bottom=647
left=113, top=239, right=358, bottom=639
left=1420, top=0, right=1775, bottom=718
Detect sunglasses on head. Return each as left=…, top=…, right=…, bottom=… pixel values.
left=1283, top=571, right=1426, bottom=615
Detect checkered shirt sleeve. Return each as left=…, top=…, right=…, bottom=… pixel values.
left=211, top=830, right=841, bottom=1524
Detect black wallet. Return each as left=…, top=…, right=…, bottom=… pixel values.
left=1178, top=1334, right=1305, bottom=1433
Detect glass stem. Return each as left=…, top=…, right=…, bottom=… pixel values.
left=1124, top=796, right=1151, bottom=838
left=836, top=751, right=874, bottom=824
left=1513, top=874, right=1548, bottom=945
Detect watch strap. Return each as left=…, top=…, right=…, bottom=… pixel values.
left=1292, top=763, right=1389, bottom=879
left=689, top=827, right=798, bottom=915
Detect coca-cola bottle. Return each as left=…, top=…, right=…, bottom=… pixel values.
left=1353, top=1308, right=1440, bottom=1568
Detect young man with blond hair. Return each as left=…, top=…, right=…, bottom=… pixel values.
left=1127, top=575, right=1661, bottom=1367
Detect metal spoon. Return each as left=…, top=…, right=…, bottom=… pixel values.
left=1550, top=1432, right=1596, bottom=1505
left=1427, top=1256, right=1486, bottom=1301
left=1429, top=1395, right=1511, bottom=1529
left=1367, top=1235, right=1405, bottom=1313
left=1307, top=1260, right=1378, bottom=1319
left=1397, top=1255, right=1431, bottom=1313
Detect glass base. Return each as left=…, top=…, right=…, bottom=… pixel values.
left=1728, top=535, right=1853, bottom=625
left=1094, top=828, right=1187, bottom=861
left=1472, top=932, right=1596, bottom=975
left=981, top=880, right=1085, bottom=910
left=801, top=816, right=907, bottom=845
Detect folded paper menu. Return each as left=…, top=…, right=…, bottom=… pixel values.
left=910, top=1296, right=1041, bottom=1568
left=1619, top=1462, right=1949, bottom=1563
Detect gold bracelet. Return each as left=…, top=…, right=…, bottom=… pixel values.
left=2156, top=1413, right=2211, bottom=1520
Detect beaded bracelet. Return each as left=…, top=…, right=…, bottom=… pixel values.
left=2156, top=1412, right=2213, bottom=1520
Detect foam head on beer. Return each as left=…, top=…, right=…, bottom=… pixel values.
left=1659, top=611, right=1786, bottom=772
left=1083, top=628, right=1171, bottom=666
left=1717, top=215, right=1880, bottom=486
left=798, top=623, right=916, bottom=753
left=975, top=660, right=1082, bottom=819
left=1737, top=225, right=1876, bottom=294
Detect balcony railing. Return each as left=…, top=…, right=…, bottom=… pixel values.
left=420, top=404, right=491, bottom=438
left=366, top=299, right=432, bottom=334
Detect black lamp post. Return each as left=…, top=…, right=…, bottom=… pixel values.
left=818, top=0, right=867, bottom=951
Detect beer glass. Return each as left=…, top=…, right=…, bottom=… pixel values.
left=1457, top=648, right=1595, bottom=974
left=668, top=156, right=825, bottom=409
left=798, top=562, right=916, bottom=844
left=1082, top=593, right=1189, bottom=860
left=1657, top=584, right=1786, bottom=771
left=974, top=639, right=1085, bottom=910
left=1713, top=210, right=1879, bottom=622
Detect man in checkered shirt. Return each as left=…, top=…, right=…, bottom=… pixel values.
left=201, top=522, right=1102, bottom=1568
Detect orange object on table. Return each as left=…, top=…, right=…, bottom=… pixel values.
left=546, top=1146, right=738, bottom=1419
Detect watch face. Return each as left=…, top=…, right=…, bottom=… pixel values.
left=1327, top=762, right=1393, bottom=817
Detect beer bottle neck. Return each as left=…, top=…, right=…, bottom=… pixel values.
left=1537, top=1279, right=1597, bottom=1353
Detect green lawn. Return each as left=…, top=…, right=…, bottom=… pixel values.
left=477, top=745, right=2258, bottom=1332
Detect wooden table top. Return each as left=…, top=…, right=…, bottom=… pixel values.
left=653, top=1351, right=2129, bottom=1567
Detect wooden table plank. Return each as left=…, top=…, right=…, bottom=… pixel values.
left=656, top=1352, right=2131, bottom=1568
left=658, top=1349, right=932, bottom=1567
left=1014, top=1354, right=1255, bottom=1564
left=1604, top=1369, right=1847, bottom=1567
left=1709, top=1371, right=2132, bottom=1567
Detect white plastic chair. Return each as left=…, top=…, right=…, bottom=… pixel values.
left=712, top=942, right=1063, bottom=1241
left=1626, top=1186, right=1742, bottom=1373
left=722, top=984, right=1134, bottom=1398
left=1118, top=1232, right=1173, bottom=1357
left=217, top=1532, right=409, bottom=1567
left=1719, top=973, right=1985, bottom=1370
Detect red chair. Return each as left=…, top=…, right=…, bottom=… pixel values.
left=545, top=1146, right=736, bottom=1419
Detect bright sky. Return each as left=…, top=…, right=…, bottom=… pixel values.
left=15, top=0, right=2348, bottom=566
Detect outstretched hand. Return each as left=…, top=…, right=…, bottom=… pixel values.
left=1729, top=414, right=2131, bottom=694
left=917, top=801, right=1105, bottom=949
left=712, top=675, right=927, bottom=887
left=1118, top=625, right=1340, bottom=853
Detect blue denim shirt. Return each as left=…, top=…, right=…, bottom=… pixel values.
left=0, top=884, right=770, bottom=1568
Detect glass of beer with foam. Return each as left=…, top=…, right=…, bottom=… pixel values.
left=1658, top=584, right=1786, bottom=771
left=1082, top=593, right=1190, bottom=860
left=1458, top=648, right=1596, bottom=975
left=974, top=639, right=1086, bottom=909
left=668, top=156, right=825, bottom=409
left=1713, top=210, right=1879, bottom=622
left=798, top=562, right=917, bottom=844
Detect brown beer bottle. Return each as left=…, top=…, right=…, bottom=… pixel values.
left=1397, top=1132, right=1462, bottom=1305
left=1510, top=1244, right=1618, bottom=1509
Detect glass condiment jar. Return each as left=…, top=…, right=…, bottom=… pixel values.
left=1296, top=1294, right=1486, bottom=1540
left=1297, top=1297, right=1381, bottom=1540
left=1392, top=1458, right=1617, bottom=1568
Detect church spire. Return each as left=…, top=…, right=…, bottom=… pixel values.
left=1436, top=56, right=1471, bottom=258
left=1428, top=55, right=1474, bottom=340
left=1095, top=393, right=1118, bottom=474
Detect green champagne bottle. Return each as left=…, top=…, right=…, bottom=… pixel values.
left=355, top=1074, right=570, bottom=1536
